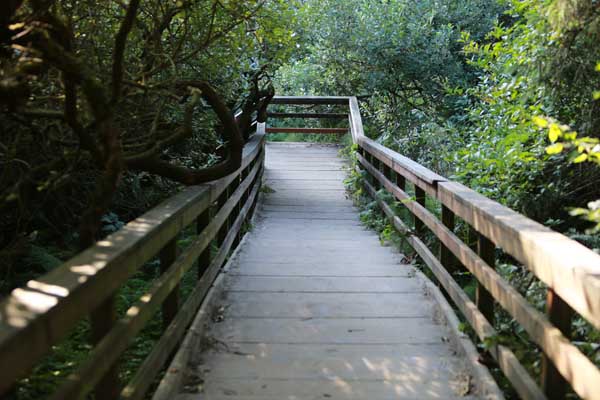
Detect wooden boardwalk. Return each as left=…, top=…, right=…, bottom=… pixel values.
left=173, top=143, right=493, bottom=400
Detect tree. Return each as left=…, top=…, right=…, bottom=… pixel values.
left=0, top=0, right=295, bottom=272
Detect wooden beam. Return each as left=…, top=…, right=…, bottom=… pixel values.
left=266, top=127, right=348, bottom=134
left=358, top=136, right=446, bottom=197
left=267, top=112, right=348, bottom=119
left=270, top=96, right=350, bottom=105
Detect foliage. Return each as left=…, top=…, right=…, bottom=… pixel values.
left=533, top=112, right=600, bottom=232
left=0, top=0, right=298, bottom=283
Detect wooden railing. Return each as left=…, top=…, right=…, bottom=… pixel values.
left=266, top=96, right=350, bottom=136
left=0, top=124, right=266, bottom=400
left=267, top=96, right=600, bottom=400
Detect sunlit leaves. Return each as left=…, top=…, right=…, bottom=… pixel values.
left=546, top=143, right=563, bottom=154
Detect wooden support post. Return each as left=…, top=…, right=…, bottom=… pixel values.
left=217, top=187, right=229, bottom=246
left=90, top=296, right=120, bottom=400
left=440, top=205, right=459, bottom=274
left=249, top=167, right=261, bottom=218
left=160, top=239, right=179, bottom=327
left=231, top=176, right=242, bottom=248
left=476, top=232, right=495, bottom=324
left=238, top=167, right=250, bottom=244
left=541, top=290, right=573, bottom=400
left=414, top=187, right=426, bottom=236
left=197, top=208, right=211, bottom=278
left=372, top=156, right=381, bottom=190
left=382, top=164, right=392, bottom=181
left=395, top=172, right=406, bottom=191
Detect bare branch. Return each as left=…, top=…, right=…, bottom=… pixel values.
left=111, top=0, right=141, bottom=103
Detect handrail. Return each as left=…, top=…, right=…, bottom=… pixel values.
left=264, top=95, right=600, bottom=400
left=0, top=124, right=266, bottom=399
left=271, top=95, right=350, bottom=104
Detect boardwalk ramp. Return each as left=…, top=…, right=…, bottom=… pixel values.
left=164, top=143, right=499, bottom=400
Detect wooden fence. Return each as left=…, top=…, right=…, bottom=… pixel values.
left=268, top=96, right=600, bottom=400
left=0, top=124, right=266, bottom=400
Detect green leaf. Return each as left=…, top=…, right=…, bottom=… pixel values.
left=572, top=153, right=588, bottom=163
left=546, top=143, right=564, bottom=155
left=548, top=124, right=561, bottom=143
left=532, top=116, right=548, bottom=128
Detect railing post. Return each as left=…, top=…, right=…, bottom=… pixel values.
left=160, top=239, right=179, bottom=327
left=369, top=154, right=381, bottom=190
left=541, top=290, right=573, bottom=399
left=217, top=187, right=229, bottom=246
left=476, top=232, right=495, bottom=324
left=440, top=205, right=459, bottom=274
left=197, top=207, right=211, bottom=278
left=231, top=175, right=242, bottom=248
left=395, top=172, right=406, bottom=192
left=414, top=187, right=425, bottom=236
left=382, top=164, right=392, bottom=182
left=238, top=166, right=250, bottom=244
left=90, top=297, right=120, bottom=400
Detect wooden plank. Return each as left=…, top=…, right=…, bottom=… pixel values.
left=362, top=177, right=546, bottom=400
left=222, top=292, right=428, bottom=318
left=119, top=171, right=262, bottom=400
left=226, top=276, right=421, bottom=293
left=267, top=112, right=348, bottom=119
left=0, top=133, right=265, bottom=396
left=361, top=153, right=600, bottom=400
left=266, top=127, right=347, bottom=134
left=437, top=181, right=600, bottom=331
left=270, top=96, right=350, bottom=105
left=211, top=317, right=447, bottom=344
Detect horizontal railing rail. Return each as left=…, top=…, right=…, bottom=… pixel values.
left=265, top=127, right=348, bottom=134
left=266, top=97, right=350, bottom=137
left=267, top=112, right=348, bottom=119
left=0, top=124, right=267, bottom=399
